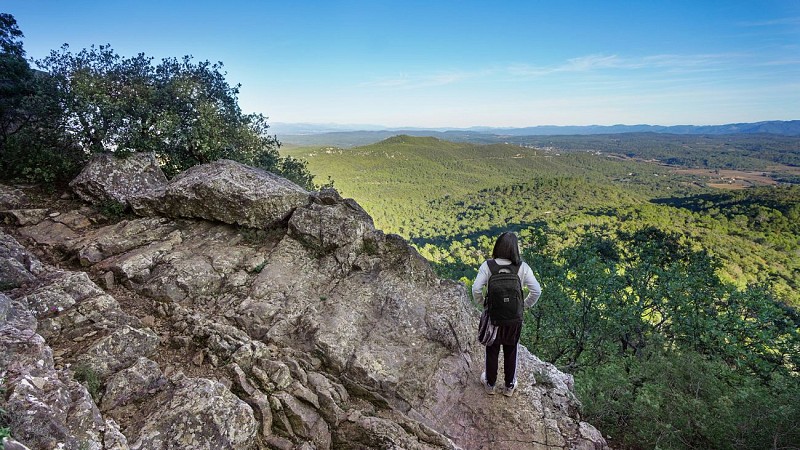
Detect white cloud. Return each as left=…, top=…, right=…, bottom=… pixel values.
left=508, top=52, right=744, bottom=78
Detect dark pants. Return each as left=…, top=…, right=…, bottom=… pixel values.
left=485, top=323, right=520, bottom=387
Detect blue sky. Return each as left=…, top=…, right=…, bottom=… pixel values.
left=5, top=1, right=800, bottom=128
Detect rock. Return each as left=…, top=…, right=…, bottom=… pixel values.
left=128, top=376, right=256, bottom=450
left=288, top=199, right=374, bottom=255
left=0, top=183, right=28, bottom=209
left=1, top=437, right=32, bottom=450
left=273, top=392, right=331, bottom=449
left=1, top=295, right=107, bottom=450
left=19, top=220, right=78, bottom=246
left=101, top=271, right=116, bottom=289
left=101, top=357, right=165, bottom=411
left=21, top=271, right=104, bottom=319
left=103, top=419, right=130, bottom=450
left=51, top=210, right=92, bottom=229
left=1, top=209, right=49, bottom=226
left=130, top=159, right=310, bottom=229
left=69, top=152, right=167, bottom=207
left=0, top=231, right=45, bottom=288
left=75, top=325, right=160, bottom=379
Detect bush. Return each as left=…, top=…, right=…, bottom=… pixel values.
left=73, top=364, right=102, bottom=402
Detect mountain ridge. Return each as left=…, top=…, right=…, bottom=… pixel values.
left=273, top=119, right=800, bottom=137
left=275, top=120, right=800, bottom=148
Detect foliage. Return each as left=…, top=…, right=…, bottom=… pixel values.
left=73, top=364, right=102, bottom=402
left=518, top=226, right=800, bottom=449
left=285, top=135, right=800, bottom=305
left=577, top=353, right=800, bottom=449
left=98, top=199, right=127, bottom=219
left=521, top=226, right=799, bottom=373
left=0, top=16, right=316, bottom=189
left=499, top=133, right=800, bottom=169
left=0, top=12, right=32, bottom=139
left=30, top=44, right=296, bottom=179
left=0, top=427, right=9, bottom=449
left=0, top=380, right=8, bottom=449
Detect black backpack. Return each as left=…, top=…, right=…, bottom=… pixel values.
left=486, top=260, right=524, bottom=325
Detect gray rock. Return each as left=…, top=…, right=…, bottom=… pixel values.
left=128, top=375, right=256, bottom=450
left=51, top=210, right=92, bottom=230
left=0, top=183, right=28, bottom=209
left=273, top=392, right=331, bottom=449
left=101, top=357, right=165, bottom=411
left=103, top=419, right=130, bottom=450
left=1, top=293, right=107, bottom=450
left=130, top=159, right=310, bottom=228
left=288, top=199, right=375, bottom=259
left=21, top=271, right=104, bottom=319
left=1, top=208, right=49, bottom=226
left=75, top=325, right=160, bottom=379
left=69, top=152, right=167, bottom=207
left=1, top=437, right=33, bottom=450
left=19, top=220, right=78, bottom=246
left=0, top=231, right=45, bottom=289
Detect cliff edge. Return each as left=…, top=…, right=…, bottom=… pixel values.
left=0, top=154, right=608, bottom=449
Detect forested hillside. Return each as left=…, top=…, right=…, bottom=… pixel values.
left=285, top=134, right=800, bottom=449
left=285, top=135, right=800, bottom=305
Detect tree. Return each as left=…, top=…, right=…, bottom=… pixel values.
left=0, top=37, right=316, bottom=188
left=0, top=13, right=35, bottom=148
left=0, top=13, right=24, bottom=56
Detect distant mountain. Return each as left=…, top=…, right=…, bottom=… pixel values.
left=483, top=120, right=800, bottom=136
left=276, top=120, right=800, bottom=147
left=270, top=122, right=390, bottom=134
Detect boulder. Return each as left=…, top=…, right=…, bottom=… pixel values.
left=128, top=375, right=257, bottom=450
left=101, top=357, right=165, bottom=411
left=18, top=220, right=78, bottom=246
left=0, top=183, right=28, bottom=209
left=75, top=325, right=160, bottom=379
left=69, top=152, right=167, bottom=207
left=0, top=231, right=45, bottom=289
left=130, top=159, right=310, bottom=229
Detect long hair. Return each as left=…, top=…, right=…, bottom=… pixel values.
left=492, top=232, right=522, bottom=265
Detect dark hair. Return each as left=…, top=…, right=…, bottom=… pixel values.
left=492, top=232, right=521, bottom=265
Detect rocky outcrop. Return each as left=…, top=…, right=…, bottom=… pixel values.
left=0, top=163, right=608, bottom=450
left=69, top=153, right=168, bottom=207
left=129, top=159, right=311, bottom=229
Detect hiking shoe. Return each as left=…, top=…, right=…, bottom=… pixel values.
left=503, top=380, right=517, bottom=397
left=480, top=372, right=495, bottom=395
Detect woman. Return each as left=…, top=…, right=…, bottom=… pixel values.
left=472, top=231, right=541, bottom=396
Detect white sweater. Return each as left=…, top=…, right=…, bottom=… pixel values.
left=472, top=258, right=542, bottom=308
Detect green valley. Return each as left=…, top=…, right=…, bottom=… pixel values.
left=285, top=133, right=800, bottom=449
left=284, top=134, right=800, bottom=305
